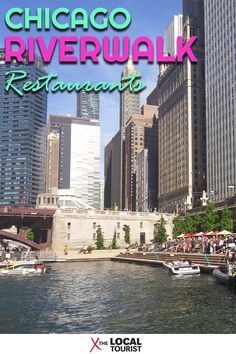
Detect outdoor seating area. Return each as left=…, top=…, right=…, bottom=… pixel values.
left=160, top=230, right=236, bottom=254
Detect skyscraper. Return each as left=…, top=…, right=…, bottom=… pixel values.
left=104, top=131, right=122, bottom=209
left=164, top=15, right=183, bottom=56
left=0, top=49, right=47, bottom=206
left=120, top=55, right=140, bottom=129
left=104, top=56, right=141, bottom=211
left=124, top=105, right=158, bottom=211
left=46, top=132, right=59, bottom=193
left=204, top=0, right=236, bottom=201
left=155, top=0, right=206, bottom=213
left=77, top=90, right=99, bottom=120
left=59, top=117, right=100, bottom=210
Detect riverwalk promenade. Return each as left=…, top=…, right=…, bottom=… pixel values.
left=35, top=249, right=124, bottom=262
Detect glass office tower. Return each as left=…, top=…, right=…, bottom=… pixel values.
left=0, top=49, right=47, bottom=206
left=204, top=0, right=236, bottom=201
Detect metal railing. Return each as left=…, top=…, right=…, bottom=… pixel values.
left=0, top=249, right=59, bottom=262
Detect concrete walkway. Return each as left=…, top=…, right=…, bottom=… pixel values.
left=57, top=249, right=124, bottom=262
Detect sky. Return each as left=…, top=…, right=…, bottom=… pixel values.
left=0, top=0, right=182, bottom=176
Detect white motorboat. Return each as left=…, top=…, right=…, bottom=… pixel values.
left=163, top=261, right=200, bottom=275
left=0, top=260, right=47, bottom=275
left=213, top=264, right=236, bottom=292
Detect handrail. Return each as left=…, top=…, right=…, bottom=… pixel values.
left=204, top=254, right=211, bottom=266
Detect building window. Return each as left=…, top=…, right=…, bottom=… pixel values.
left=38, top=197, right=41, bottom=204
left=140, top=222, right=143, bottom=229
left=93, top=222, right=96, bottom=229
left=67, top=233, right=70, bottom=240
left=67, top=222, right=71, bottom=230
left=52, top=198, right=54, bottom=204
left=93, top=233, right=96, bottom=240
left=117, top=233, right=120, bottom=239
left=47, top=197, right=50, bottom=204
left=117, top=222, right=120, bottom=228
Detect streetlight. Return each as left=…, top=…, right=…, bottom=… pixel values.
left=200, top=190, right=215, bottom=205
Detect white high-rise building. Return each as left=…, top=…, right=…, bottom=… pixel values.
left=205, top=0, right=236, bottom=202
left=164, top=15, right=183, bottom=56
left=59, top=118, right=100, bottom=210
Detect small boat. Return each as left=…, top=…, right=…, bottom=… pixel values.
left=163, top=261, right=200, bottom=275
left=0, top=260, right=48, bottom=275
left=213, top=265, right=236, bottom=291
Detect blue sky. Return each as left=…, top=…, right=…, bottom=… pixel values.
left=0, top=0, right=182, bottom=176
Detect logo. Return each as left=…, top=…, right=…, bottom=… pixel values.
left=90, top=338, right=102, bottom=353
left=90, top=338, right=109, bottom=353
left=110, top=337, right=142, bottom=352
left=89, top=337, right=142, bottom=353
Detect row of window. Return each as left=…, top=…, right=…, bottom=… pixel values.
left=67, top=222, right=144, bottom=230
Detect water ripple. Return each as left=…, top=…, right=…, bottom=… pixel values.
left=0, top=262, right=235, bottom=333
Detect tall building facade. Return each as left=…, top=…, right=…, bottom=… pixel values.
left=164, top=15, right=183, bottom=56
left=48, top=114, right=80, bottom=134
left=77, top=90, right=99, bottom=120
left=59, top=118, right=100, bottom=210
left=104, top=139, right=112, bottom=209
left=204, top=0, right=236, bottom=201
left=104, top=56, right=141, bottom=211
left=124, top=105, right=158, bottom=211
left=156, top=0, right=206, bottom=213
left=46, top=132, right=59, bottom=193
left=136, top=149, right=149, bottom=212
left=120, top=55, right=140, bottom=129
left=0, top=49, right=47, bottom=206
left=104, top=131, right=122, bottom=209
left=99, top=180, right=104, bottom=211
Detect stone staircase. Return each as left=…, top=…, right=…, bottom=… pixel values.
left=115, top=251, right=225, bottom=269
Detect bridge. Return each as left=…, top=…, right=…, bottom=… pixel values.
left=0, top=206, right=55, bottom=250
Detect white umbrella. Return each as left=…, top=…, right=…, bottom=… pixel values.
left=218, top=230, right=231, bottom=236
left=177, top=233, right=185, bottom=238
left=205, top=231, right=213, bottom=236
left=195, top=232, right=204, bottom=236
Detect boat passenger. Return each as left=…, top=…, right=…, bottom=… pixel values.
left=35, top=263, right=45, bottom=272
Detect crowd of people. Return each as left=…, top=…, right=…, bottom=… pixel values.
left=0, top=241, right=24, bottom=261
left=160, top=234, right=236, bottom=254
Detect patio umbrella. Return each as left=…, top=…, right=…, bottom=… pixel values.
left=177, top=233, right=185, bottom=238
left=185, top=233, right=194, bottom=238
left=205, top=231, right=213, bottom=236
left=195, top=232, right=204, bottom=236
left=218, top=230, right=231, bottom=236
left=212, top=230, right=220, bottom=236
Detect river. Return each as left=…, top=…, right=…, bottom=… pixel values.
left=0, top=261, right=235, bottom=333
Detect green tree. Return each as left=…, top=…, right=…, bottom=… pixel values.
left=192, top=214, right=202, bottom=233
left=153, top=216, right=167, bottom=244
left=203, top=202, right=218, bottom=231
left=112, top=229, right=118, bottom=249
left=172, top=216, right=184, bottom=238
left=183, top=215, right=194, bottom=233
left=123, top=224, right=131, bottom=244
left=95, top=225, right=105, bottom=250
left=26, top=229, right=34, bottom=241
left=220, top=206, right=233, bottom=231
